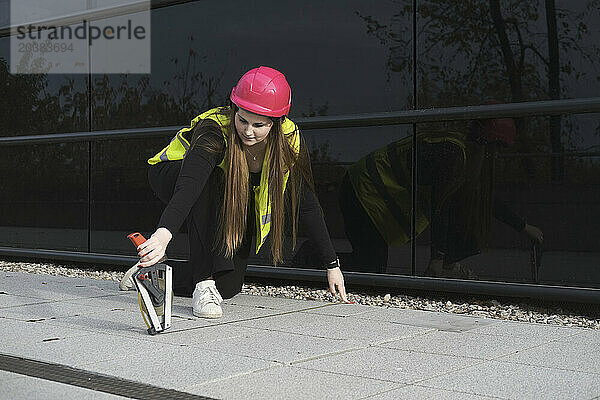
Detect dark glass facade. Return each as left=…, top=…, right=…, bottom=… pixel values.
left=1, top=1, right=599, bottom=289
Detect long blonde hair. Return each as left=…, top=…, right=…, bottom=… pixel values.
left=217, top=105, right=313, bottom=264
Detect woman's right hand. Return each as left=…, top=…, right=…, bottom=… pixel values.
left=137, top=227, right=172, bottom=267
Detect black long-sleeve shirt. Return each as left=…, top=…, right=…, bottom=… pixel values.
left=157, top=123, right=337, bottom=266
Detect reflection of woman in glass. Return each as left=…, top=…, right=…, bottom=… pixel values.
left=339, top=116, right=544, bottom=278
left=132, top=67, right=348, bottom=318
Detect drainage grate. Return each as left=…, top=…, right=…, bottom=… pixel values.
left=0, top=353, right=216, bottom=400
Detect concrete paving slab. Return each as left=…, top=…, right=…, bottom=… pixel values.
left=0, top=276, right=118, bottom=302
left=83, top=345, right=277, bottom=391
left=496, top=339, right=600, bottom=375
left=301, top=302, right=381, bottom=317
left=0, top=372, right=127, bottom=399
left=418, top=360, right=600, bottom=399
left=559, top=329, right=600, bottom=345
left=294, top=345, right=482, bottom=384
left=377, top=330, right=550, bottom=360
left=353, top=307, right=494, bottom=333
left=232, top=311, right=433, bottom=343
left=225, top=294, right=329, bottom=311
left=0, top=271, right=76, bottom=291
left=143, top=324, right=263, bottom=347
left=191, top=328, right=366, bottom=364
left=1, top=270, right=117, bottom=292
left=468, top=319, right=586, bottom=340
left=186, top=364, right=399, bottom=400
left=169, top=302, right=292, bottom=327
left=66, top=291, right=328, bottom=323
left=65, top=293, right=207, bottom=328
left=0, top=317, right=92, bottom=351
left=363, top=384, right=506, bottom=400
left=0, top=270, right=118, bottom=288
left=2, top=271, right=598, bottom=400
left=55, top=294, right=307, bottom=338
left=0, top=293, right=50, bottom=308
left=43, top=307, right=153, bottom=337
left=151, top=307, right=293, bottom=337
left=0, top=370, right=26, bottom=383
left=2, top=330, right=176, bottom=368
left=135, top=293, right=312, bottom=323
left=0, top=300, right=117, bottom=322
left=64, top=293, right=140, bottom=309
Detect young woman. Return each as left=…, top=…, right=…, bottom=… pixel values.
left=136, top=66, right=349, bottom=318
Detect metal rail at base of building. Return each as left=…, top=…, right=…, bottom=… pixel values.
left=1, top=246, right=599, bottom=305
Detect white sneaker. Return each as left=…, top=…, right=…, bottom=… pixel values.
left=192, top=280, right=223, bottom=318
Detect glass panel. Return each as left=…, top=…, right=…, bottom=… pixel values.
left=89, top=137, right=182, bottom=256
left=0, top=143, right=89, bottom=251
left=0, top=37, right=89, bottom=136
left=91, top=0, right=412, bottom=130
left=492, top=113, right=600, bottom=287
left=415, top=0, right=600, bottom=107
left=0, top=31, right=89, bottom=251
left=414, top=113, right=600, bottom=288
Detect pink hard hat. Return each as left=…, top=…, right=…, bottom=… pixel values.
left=230, top=66, right=292, bottom=117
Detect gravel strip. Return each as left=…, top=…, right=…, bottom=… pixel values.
left=1, top=260, right=599, bottom=330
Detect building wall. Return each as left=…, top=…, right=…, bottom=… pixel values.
left=0, top=0, right=598, bottom=288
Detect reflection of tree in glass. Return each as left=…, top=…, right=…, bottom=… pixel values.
left=0, top=57, right=88, bottom=136
left=92, top=36, right=225, bottom=131
left=1, top=41, right=227, bottom=210
left=0, top=57, right=44, bottom=136
left=163, top=35, right=224, bottom=117
left=1, top=33, right=226, bottom=134
left=0, top=58, right=88, bottom=209
left=357, top=0, right=600, bottom=181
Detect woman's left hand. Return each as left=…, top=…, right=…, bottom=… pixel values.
left=327, top=267, right=351, bottom=303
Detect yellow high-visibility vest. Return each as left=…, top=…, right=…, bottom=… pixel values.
left=348, top=134, right=467, bottom=247
left=148, top=106, right=300, bottom=253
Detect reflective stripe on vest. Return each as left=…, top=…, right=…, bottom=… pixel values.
left=348, top=134, right=466, bottom=247
left=148, top=106, right=300, bottom=254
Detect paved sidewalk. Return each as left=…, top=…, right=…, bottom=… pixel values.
left=0, top=270, right=599, bottom=399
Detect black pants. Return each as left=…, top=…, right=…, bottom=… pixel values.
left=148, top=161, right=254, bottom=299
